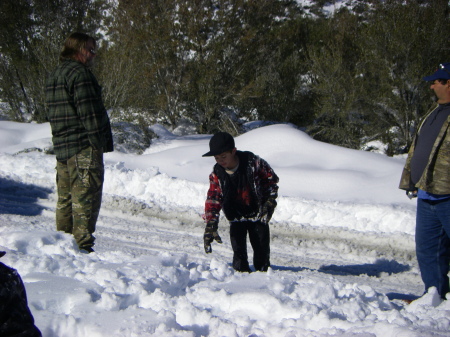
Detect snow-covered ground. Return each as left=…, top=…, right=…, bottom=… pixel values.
left=0, top=120, right=449, bottom=337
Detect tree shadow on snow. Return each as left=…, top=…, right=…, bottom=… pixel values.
left=385, top=292, right=420, bottom=303
left=0, top=177, right=52, bottom=216
left=271, top=261, right=420, bottom=303
left=317, top=259, right=411, bottom=277
left=271, top=259, right=410, bottom=277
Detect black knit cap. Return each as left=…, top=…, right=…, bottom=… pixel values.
left=202, top=132, right=235, bottom=157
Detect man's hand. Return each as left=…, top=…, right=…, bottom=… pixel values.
left=259, top=198, right=277, bottom=224
left=204, top=222, right=222, bottom=253
left=406, top=190, right=418, bottom=199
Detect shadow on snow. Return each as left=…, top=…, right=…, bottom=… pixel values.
left=0, top=177, right=52, bottom=216
left=271, top=260, right=419, bottom=301
left=271, top=258, right=410, bottom=277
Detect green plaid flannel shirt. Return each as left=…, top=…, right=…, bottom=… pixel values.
left=45, top=59, right=113, bottom=161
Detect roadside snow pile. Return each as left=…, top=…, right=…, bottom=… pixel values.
left=0, top=120, right=449, bottom=336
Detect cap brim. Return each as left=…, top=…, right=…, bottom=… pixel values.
left=202, top=148, right=235, bottom=157
left=423, top=74, right=440, bottom=81
left=202, top=150, right=223, bottom=157
left=423, top=69, right=450, bottom=81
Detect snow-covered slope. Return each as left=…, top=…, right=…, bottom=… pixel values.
left=0, top=121, right=448, bottom=337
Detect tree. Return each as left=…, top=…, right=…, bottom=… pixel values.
left=306, top=8, right=364, bottom=149
left=0, top=0, right=110, bottom=122
left=358, top=0, right=450, bottom=153
left=0, top=0, right=35, bottom=121
left=106, top=0, right=191, bottom=126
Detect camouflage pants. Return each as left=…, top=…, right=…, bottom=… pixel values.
left=56, top=146, right=104, bottom=250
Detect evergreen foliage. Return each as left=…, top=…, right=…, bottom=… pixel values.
left=0, top=0, right=448, bottom=154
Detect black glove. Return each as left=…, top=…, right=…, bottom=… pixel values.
left=204, top=222, right=222, bottom=253
left=259, top=198, right=277, bottom=224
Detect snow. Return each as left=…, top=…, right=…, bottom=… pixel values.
left=0, top=120, right=449, bottom=337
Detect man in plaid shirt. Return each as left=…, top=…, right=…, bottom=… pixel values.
left=45, top=32, right=113, bottom=253
left=202, top=132, right=279, bottom=272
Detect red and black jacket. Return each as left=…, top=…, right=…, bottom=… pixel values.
left=204, top=151, right=279, bottom=224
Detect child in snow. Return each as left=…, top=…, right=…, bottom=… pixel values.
left=202, top=132, right=279, bottom=272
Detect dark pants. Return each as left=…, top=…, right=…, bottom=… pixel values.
left=416, top=198, right=450, bottom=299
left=0, top=262, right=42, bottom=337
left=56, top=146, right=104, bottom=250
left=229, top=220, right=270, bottom=272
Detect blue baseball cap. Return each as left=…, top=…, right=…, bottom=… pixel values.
left=423, top=63, right=450, bottom=81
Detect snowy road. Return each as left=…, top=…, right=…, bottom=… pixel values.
left=17, top=184, right=423, bottom=305
left=1, top=121, right=448, bottom=336
left=79, top=193, right=425, bottom=305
